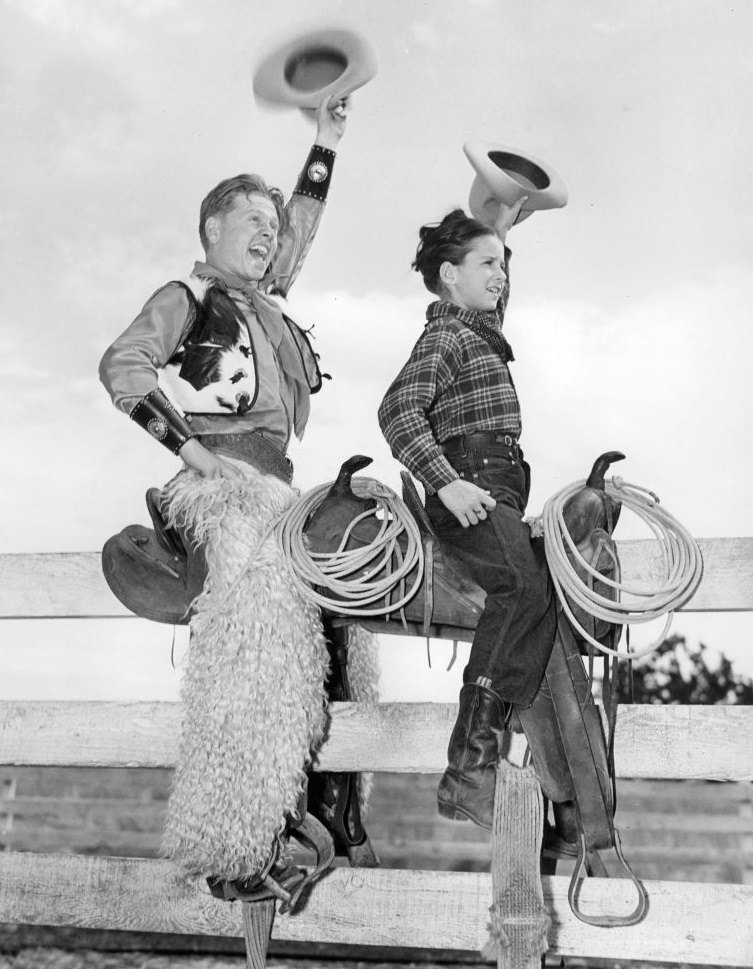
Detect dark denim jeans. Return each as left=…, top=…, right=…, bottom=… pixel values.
left=425, top=444, right=556, bottom=707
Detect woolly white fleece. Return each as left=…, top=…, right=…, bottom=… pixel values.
left=160, top=459, right=329, bottom=880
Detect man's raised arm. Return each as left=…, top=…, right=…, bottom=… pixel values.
left=267, top=95, right=350, bottom=297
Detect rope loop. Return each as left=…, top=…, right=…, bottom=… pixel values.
left=274, top=477, right=424, bottom=616
left=542, top=476, right=703, bottom=660
left=276, top=469, right=702, bottom=658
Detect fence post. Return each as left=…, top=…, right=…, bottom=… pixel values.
left=1, top=777, right=17, bottom=850
left=740, top=783, right=753, bottom=886
left=241, top=899, right=276, bottom=969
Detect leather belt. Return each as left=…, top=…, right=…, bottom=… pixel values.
left=196, top=431, right=294, bottom=483
left=443, top=431, right=521, bottom=453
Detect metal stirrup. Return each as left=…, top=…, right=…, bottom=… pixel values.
left=567, top=830, right=649, bottom=928
left=207, top=812, right=336, bottom=915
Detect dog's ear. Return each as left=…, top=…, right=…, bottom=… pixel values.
left=177, top=344, right=221, bottom=390
left=191, top=288, right=246, bottom=347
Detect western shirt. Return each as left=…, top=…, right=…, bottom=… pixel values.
left=378, top=254, right=521, bottom=494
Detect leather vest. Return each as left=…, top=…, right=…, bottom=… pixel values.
left=159, top=280, right=324, bottom=423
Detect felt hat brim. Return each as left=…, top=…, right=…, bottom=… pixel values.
left=253, top=28, right=378, bottom=111
left=464, top=140, right=568, bottom=227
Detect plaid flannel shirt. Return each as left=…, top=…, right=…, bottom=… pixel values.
left=378, top=253, right=521, bottom=493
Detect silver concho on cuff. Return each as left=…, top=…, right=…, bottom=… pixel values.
left=307, top=160, right=329, bottom=183
left=147, top=417, right=169, bottom=440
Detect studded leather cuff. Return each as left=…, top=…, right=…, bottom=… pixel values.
left=129, top=389, right=194, bottom=454
left=294, top=145, right=336, bottom=202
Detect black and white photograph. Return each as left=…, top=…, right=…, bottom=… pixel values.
left=1, top=2, right=751, bottom=967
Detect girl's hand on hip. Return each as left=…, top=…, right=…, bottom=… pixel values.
left=437, top=478, right=496, bottom=528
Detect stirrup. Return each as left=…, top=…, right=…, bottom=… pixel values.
left=567, top=830, right=649, bottom=927
left=206, top=812, right=336, bottom=915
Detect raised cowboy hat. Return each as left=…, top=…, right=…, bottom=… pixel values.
left=464, top=140, right=568, bottom=226
left=253, top=27, right=378, bottom=112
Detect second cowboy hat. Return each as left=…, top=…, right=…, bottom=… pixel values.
left=253, top=27, right=378, bottom=112
left=464, top=141, right=568, bottom=226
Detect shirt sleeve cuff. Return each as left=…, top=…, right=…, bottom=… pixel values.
left=420, top=455, right=460, bottom=494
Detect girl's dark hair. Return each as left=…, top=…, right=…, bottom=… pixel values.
left=412, top=209, right=495, bottom=295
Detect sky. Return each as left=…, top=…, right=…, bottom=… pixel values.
left=1, top=0, right=752, bottom=702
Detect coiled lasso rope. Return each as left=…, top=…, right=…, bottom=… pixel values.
left=542, top=475, right=703, bottom=660
left=275, top=477, right=424, bottom=616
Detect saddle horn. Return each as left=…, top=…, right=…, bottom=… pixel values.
left=329, top=454, right=373, bottom=497
left=585, top=451, right=625, bottom=490
left=304, top=455, right=375, bottom=553
left=564, top=451, right=626, bottom=544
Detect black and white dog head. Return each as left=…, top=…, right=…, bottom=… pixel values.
left=161, top=283, right=258, bottom=415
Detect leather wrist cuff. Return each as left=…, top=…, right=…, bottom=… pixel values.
left=130, top=389, right=194, bottom=454
left=294, top=145, right=336, bottom=202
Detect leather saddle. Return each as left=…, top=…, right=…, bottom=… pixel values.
left=102, top=488, right=204, bottom=625
left=101, top=468, right=617, bottom=650
left=368, top=471, right=486, bottom=638
left=101, top=480, right=488, bottom=637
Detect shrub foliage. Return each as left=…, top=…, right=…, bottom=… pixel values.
left=615, top=634, right=753, bottom=704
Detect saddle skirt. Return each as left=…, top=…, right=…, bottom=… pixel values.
left=102, top=488, right=205, bottom=625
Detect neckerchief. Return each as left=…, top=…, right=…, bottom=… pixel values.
left=426, top=299, right=515, bottom=363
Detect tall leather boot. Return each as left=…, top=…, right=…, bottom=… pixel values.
left=541, top=798, right=581, bottom=859
left=306, top=621, right=380, bottom=867
left=437, top=681, right=509, bottom=830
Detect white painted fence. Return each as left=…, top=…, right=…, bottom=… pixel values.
left=0, top=540, right=752, bottom=966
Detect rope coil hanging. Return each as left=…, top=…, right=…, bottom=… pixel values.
left=276, top=459, right=702, bottom=657
left=275, top=477, right=424, bottom=616
left=542, top=475, right=704, bottom=660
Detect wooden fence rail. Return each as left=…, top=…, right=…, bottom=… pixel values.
left=2, top=538, right=753, bottom=618
left=1, top=777, right=750, bottom=884
left=1, top=544, right=752, bottom=967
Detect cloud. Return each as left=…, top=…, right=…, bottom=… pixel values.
left=409, top=20, right=441, bottom=49
left=7, top=0, right=181, bottom=46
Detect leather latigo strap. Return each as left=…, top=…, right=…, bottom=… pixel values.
left=294, top=144, right=336, bottom=201
left=129, top=389, right=194, bottom=454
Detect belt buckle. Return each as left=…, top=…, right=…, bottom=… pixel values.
left=499, top=433, right=514, bottom=447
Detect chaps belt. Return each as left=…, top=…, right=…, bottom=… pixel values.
left=196, top=431, right=294, bottom=483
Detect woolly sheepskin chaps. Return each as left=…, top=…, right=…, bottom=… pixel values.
left=159, top=458, right=364, bottom=881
